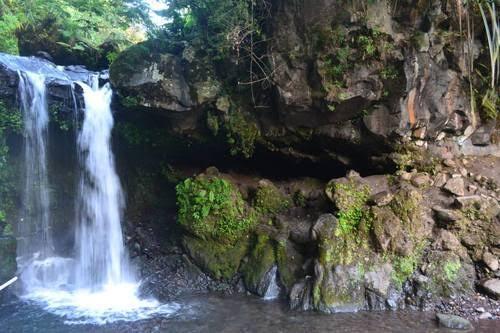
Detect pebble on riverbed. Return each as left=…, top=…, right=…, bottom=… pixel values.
left=433, top=293, right=500, bottom=321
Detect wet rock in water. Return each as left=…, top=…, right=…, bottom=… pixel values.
left=443, top=177, right=465, bottom=196
left=182, top=236, right=249, bottom=280
left=364, top=263, right=393, bottom=298
left=289, top=278, right=313, bottom=311
left=240, top=235, right=276, bottom=296
left=481, top=279, right=500, bottom=300
left=436, top=313, right=473, bottom=330
left=314, top=263, right=366, bottom=313
left=478, top=312, right=492, bottom=320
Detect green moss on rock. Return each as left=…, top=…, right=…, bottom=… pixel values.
left=225, top=111, right=260, bottom=159
left=422, top=251, right=474, bottom=298
left=253, top=180, right=290, bottom=215
left=241, top=234, right=276, bottom=294
left=183, top=235, right=248, bottom=280
left=276, top=239, right=304, bottom=291
left=176, top=174, right=255, bottom=244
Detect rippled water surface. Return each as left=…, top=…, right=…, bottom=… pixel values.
left=1, top=293, right=499, bottom=333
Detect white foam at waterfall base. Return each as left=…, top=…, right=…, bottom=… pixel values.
left=17, top=72, right=180, bottom=324
left=22, top=284, right=181, bottom=325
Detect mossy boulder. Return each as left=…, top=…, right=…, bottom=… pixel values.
left=276, top=239, right=305, bottom=291
left=325, top=172, right=371, bottom=213
left=253, top=179, right=290, bottom=215
left=176, top=173, right=255, bottom=244
left=240, top=234, right=276, bottom=296
left=182, top=235, right=249, bottom=280
left=313, top=262, right=366, bottom=313
left=421, top=251, right=475, bottom=298
left=311, top=214, right=370, bottom=312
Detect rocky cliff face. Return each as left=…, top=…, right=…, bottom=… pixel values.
left=110, top=0, right=498, bottom=169
left=105, top=0, right=499, bottom=318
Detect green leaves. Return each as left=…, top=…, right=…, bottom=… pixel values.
left=0, top=0, right=149, bottom=59
left=176, top=175, right=254, bottom=243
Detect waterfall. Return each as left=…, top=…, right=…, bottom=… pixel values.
left=1, top=53, right=179, bottom=324
left=263, top=266, right=280, bottom=300
left=74, top=82, right=132, bottom=289
left=16, top=72, right=73, bottom=292
left=18, top=71, right=51, bottom=259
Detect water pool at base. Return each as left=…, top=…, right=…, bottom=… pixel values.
left=1, top=293, right=498, bottom=333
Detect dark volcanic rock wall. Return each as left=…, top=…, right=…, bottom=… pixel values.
left=109, top=0, right=498, bottom=172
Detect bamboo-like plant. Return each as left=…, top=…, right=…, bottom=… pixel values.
left=477, top=0, right=499, bottom=89
left=462, top=0, right=499, bottom=120
left=476, top=0, right=499, bottom=119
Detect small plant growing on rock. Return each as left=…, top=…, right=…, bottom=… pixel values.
left=330, top=181, right=371, bottom=235
left=176, top=175, right=255, bottom=243
left=225, top=111, right=260, bottom=158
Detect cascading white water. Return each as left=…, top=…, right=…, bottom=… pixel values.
left=263, top=266, right=280, bottom=300
left=74, top=82, right=132, bottom=289
left=22, top=81, right=180, bottom=324
left=2, top=53, right=180, bottom=324
left=16, top=72, right=73, bottom=292
left=18, top=72, right=51, bottom=257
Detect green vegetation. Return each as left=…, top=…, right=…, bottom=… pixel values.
left=206, top=111, right=220, bottom=136
left=121, top=96, right=141, bottom=109
left=164, top=0, right=266, bottom=60
left=390, top=189, right=422, bottom=225
left=444, top=260, right=462, bottom=282
left=0, top=0, right=148, bottom=66
left=0, top=99, right=22, bottom=236
left=391, top=250, right=422, bottom=288
left=176, top=175, right=255, bottom=243
left=241, top=234, right=275, bottom=291
left=318, top=179, right=373, bottom=269
left=387, top=189, right=425, bottom=288
left=330, top=181, right=371, bottom=235
left=315, top=25, right=392, bottom=101
left=293, top=190, right=306, bottom=207
left=462, top=202, right=488, bottom=221
left=380, top=65, right=398, bottom=80
left=225, top=111, right=260, bottom=158
left=253, top=181, right=290, bottom=215
left=49, top=103, right=72, bottom=131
